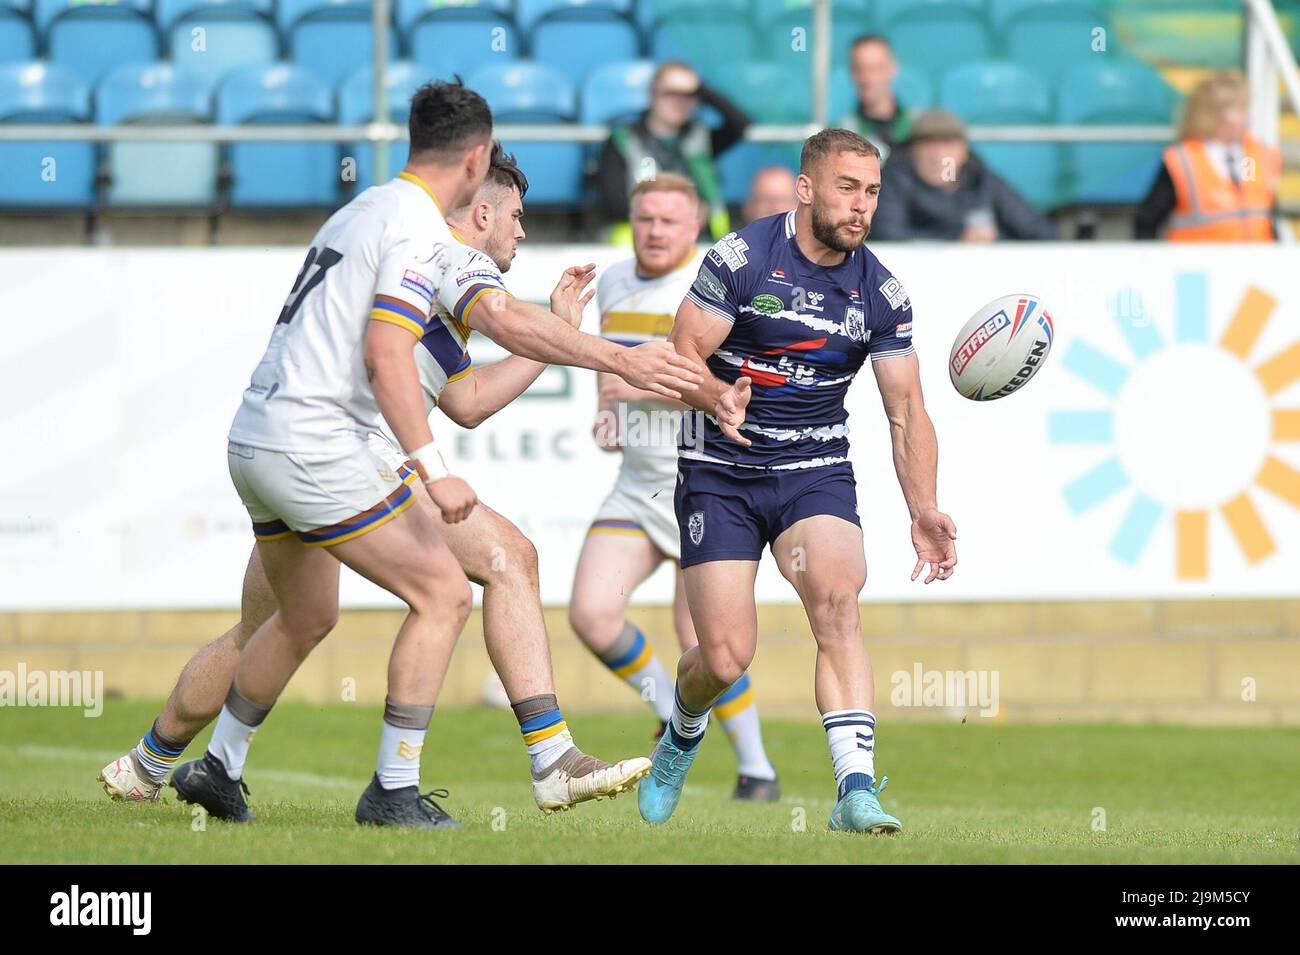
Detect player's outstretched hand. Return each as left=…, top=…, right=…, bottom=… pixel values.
left=428, top=475, right=478, bottom=524
left=910, top=508, right=958, bottom=583
left=550, top=262, right=596, bottom=328
left=716, top=375, right=752, bottom=446
left=618, top=341, right=703, bottom=399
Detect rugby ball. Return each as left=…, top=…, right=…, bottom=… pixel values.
left=949, top=294, right=1055, bottom=400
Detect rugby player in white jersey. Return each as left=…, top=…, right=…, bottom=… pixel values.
left=104, top=84, right=700, bottom=829
left=568, top=174, right=780, bottom=801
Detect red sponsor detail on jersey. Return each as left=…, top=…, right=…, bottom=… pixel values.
left=740, top=338, right=827, bottom=387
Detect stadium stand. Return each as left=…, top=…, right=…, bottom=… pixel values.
left=338, top=59, right=422, bottom=193
left=0, top=0, right=1294, bottom=228
left=0, top=60, right=95, bottom=207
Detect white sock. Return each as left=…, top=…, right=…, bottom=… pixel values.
left=716, top=675, right=776, bottom=779
left=598, top=625, right=675, bottom=722
left=377, top=698, right=434, bottom=790
left=376, top=721, right=427, bottom=790
left=822, top=709, right=876, bottom=797
left=528, top=727, right=574, bottom=774
left=668, top=686, right=709, bottom=748
left=207, top=705, right=259, bottom=781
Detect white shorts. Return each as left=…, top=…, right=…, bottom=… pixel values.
left=228, top=439, right=418, bottom=547
left=588, top=463, right=680, bottom=561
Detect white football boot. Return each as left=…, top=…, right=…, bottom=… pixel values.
left=98, top=752, right=162, bottom=802
left=532, top=747, right=652, bottom=814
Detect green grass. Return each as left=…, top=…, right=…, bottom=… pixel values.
left=1, top=701, right=1297, bottom=864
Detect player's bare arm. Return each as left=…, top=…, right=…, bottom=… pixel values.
left=366, top=319, right=477, bottom=523
left=872, top=351, right=958, bottom=583
left=667, top=297, right=754, bottom=446
left=465, top=290, right=703, bottom=399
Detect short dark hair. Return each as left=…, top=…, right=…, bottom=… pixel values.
left=800, top=127, right=881, bottom=174
left=485, top=141, right=528, bottom=199
left=408, top=77, right=493, bottom=163
left=849, top=33, right=892, bottom=53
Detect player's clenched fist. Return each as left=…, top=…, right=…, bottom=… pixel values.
left=427, top=475, right=478, bottom=524
left=716, top=375, right=752, bottom=446
left=615, top=341, right=703, bottom=399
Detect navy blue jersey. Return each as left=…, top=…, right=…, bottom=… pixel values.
left=682, top=210, right=914, bottom=469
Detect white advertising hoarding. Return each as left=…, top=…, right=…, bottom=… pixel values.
left=1, top=244, right=1297, bottom=608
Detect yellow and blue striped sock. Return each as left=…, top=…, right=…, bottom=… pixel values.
left=133, top=720, right=189, bottom=784
left=513, top=694, right=572, bottom=774
left=597, top=623, right=674, bottom=722
left=715, top=674, right=777, bottom=780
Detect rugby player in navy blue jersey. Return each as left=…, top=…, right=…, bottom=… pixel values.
left=639, top=128, right=958, bottom=833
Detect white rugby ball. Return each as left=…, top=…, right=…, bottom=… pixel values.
left=949, top=293, right=1055, bottom=400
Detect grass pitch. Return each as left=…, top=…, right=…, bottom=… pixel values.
left=1, top=700, right=1296, bottom=864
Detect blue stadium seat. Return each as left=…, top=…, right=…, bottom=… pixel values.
left=37, top=0, right=158, bottom=87
left=650, top=10, right=758, bottom=65
left=338, top=61, right=424, bottom=191
left=397, top=0, right=518, bottom=83
left=879, top=0, right=991, bottom=81
left=469, top=61, right=581, bottom=204
left=0, top=61, right=95, bottom=207
left=579, top=58, right=652, bottom=124
left=936, top=60, right=1061, bottom=208
left=1002, top=1, right=1109, bottom=86
left=97, top=62, right=218, bottom=206
left=518, top=0, right=641, bottom=88
left=0, top=2, right=35, bottom=67
left=1058, top=59, right=1178, bottom=204
left=159, top=0, right=279, bottom=87
left=710, top=60, right=809, bottom=123
left=280, top=0, right=399, bottom=89
left=755, top=0, right=875, bottom=68
left=218, top=64, right=339, bottom=207
left=939, top=60, right=1050, bottom=121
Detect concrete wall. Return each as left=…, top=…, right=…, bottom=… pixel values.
left=3, top=600, right=1297, bottom=725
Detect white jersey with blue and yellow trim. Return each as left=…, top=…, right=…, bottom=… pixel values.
left=229, top=172, right=456, bottom=454
left=412, top=240, right=510, bottom=408
left=597, top=249, right=702, bottom=483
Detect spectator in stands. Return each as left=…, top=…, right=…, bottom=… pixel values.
left=1136, top=71, right=1281, bottom=241
left=871, top=110, right=1056, bottom=242
left=597, top=61, right=751, bottom=242
left=741, top=165, right=797, bottom=224
left=837, top=34, right=917, bottom=165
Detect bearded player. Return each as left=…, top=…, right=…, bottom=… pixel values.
left=568, top=174, right=779, bottom=801
left=99, top=115, right=698, bottom=827
left=638, top=128, right=958, bottom=833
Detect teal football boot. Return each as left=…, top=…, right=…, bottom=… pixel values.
left=828, top=775, right=903, bottom=834
left=637, top=731, right=701, bottom=824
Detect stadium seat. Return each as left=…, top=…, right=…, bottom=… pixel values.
left=0, top=61, right=95, bottom=207
left=878, top=0, right=991, bottom=82
left=831, top=65, right=934, bottom=124
left=97, top=62, right=219, bottom=206
left=1058, top=59, right=1179, bottom=204
left=159, top=0, right=279, bottom=88
left=936, top=60, right=1061, bottom=209
left=469, top=61, right=581, bottom=205
left=579, top=58, right=653, bottom=124
left=280, top=0, right=399, bottom=89
left=518, top=0, right=641, bottom=88
left=37, top=0, right=158, bottom=87
left=650, top=9, right=758, bottom=65
left=398, top=0, right=518, bottom=84
left=0, top=3, right=35, bottom=67
left=339, top=61, right=425, bottom=191
left=218, top=64, right=340, bottom=208
left=754, top=0, right=875, bottom=68
left=1000, top=1, right=1109, bottom=87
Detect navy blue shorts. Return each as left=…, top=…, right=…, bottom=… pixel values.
left=674, top=459, right=860, bottom=568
